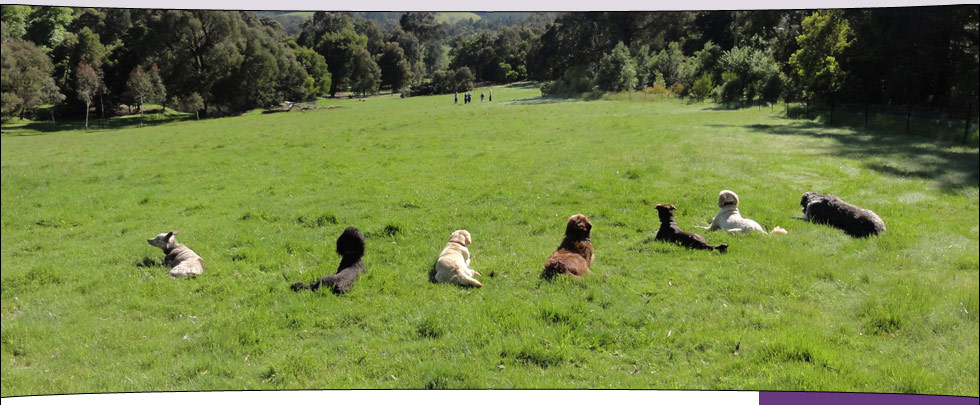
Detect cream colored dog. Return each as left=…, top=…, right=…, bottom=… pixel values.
left=709, top=190, right=786, bottom=234
left=147, top=231, right=205, bottom=277
left=433, top=230, right=483, bottom=287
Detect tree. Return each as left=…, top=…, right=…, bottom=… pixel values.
left=691, top=73, right=714, bottom=101
left=650, top=42, right=685, bottom=87
left=378, top=42, right=411, bottom=92
left=1, top=5, right=32, bottom=39
left=293, top=44, right=331, bottom=100
left=399, top=12, right=446, bottom=45
left=315, top=26, right=368, bottom=96
left=126, top=65, right=166, bottom=127
left=788, top=10, right=853, bottom=108
left=25, top=6, right=74, bottom=49
left=75, top=59, right=102, bottom=129
left=348, top=48, right=380, bottom=96
left=596, top=42, right=637, bottom=91
left=1, top=36, right=65, bottom=121
left=180, top=92, right=204, bottom=120
left=453, top=66, right=474, bottom=92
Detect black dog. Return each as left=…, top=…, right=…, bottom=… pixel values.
left=290, top=226, right=366, bottom=295
left=655, top=204, right=728, bottom=252
left=800, top=192, right=885, bottom=238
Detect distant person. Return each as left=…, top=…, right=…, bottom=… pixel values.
left=454, top=92, right=458, bottom=104
left=481, top=92, right=485, bottom=103
left=489, top=88, right=492, bottom=102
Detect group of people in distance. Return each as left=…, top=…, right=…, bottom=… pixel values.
left=455, top=88, right=491, bottom=104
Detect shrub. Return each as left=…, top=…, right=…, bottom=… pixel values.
left=541, top=65, right=593, bottom=96
left=692, top=73, right=714, bottom=101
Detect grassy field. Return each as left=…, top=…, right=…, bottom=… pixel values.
left=1, top=83, right=977, bottom=396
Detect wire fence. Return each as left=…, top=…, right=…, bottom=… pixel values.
left=784, top=101, right=980, bottom=145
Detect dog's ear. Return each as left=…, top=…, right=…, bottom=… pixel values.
left=171, top=231, right=180, bottom=236
left=464, top=231, right=472, bottom=246
left=667, top=205, right=676, bottom=211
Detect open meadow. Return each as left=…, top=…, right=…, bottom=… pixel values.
left=1, top=83, right=978, bottom=395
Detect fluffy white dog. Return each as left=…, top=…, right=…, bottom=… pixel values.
left=709, top=190, right=786, bottom=234
left=147, top=231, right=205, bottom=277
left=433, top=230, right=483, bottom=288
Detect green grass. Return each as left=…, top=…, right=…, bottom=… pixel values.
left=1, top=83, right=977, bottom=396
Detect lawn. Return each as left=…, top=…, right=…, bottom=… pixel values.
left=1, top=83, right=977, bottom=396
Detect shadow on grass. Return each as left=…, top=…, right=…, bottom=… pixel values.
left=3, top=110, right=193, bottom=136
left=746, top=120, right=980, bottom=193
left=506, top=96, right=581, bottom=106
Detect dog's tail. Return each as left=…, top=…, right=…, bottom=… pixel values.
left=290, top=282, right=311, bottom=292
left=770, top=226, right=788, bottom=235
left=713, top=243, right=729, bottom=253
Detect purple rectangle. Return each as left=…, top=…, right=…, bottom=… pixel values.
left=761, top=392, right=979, bottom=405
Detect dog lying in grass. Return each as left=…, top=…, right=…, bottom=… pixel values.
left=656, top=204, right=728, bottom=252
left=709, top=190, right=787, bottom=234
left=147, top=231, right=205, bottom=277
left=433, top=230, right=483, bottom=288
left=291, top=226, right=366, bottom=294
left=542, top=214, right=594, bottom=280
left=800, top=192, right=885, bottom=237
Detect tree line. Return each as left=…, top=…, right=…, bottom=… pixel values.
left=2, top=7, right=978, bottom=124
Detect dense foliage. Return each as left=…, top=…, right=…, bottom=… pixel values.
left=1, top=7, right=977, bottom=120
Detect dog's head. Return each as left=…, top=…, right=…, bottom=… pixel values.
left=147, top=231, right=179, bottom=250
left=655, top=204, right=676, bottom=222
left=800, top=192, right=824, bottom=210
left=718, top=190, right=739, bottom=208
left=564, top=214, right=592, bottom=239
left=448, top=229, right=472, bottom=246
left=336, top=226, right=366, bottom=258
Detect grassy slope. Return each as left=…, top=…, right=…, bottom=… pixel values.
left=1, top=84, right=977, bottom=395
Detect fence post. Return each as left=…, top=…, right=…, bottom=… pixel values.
left=864, top=103, right=868, bottom=127
left=965, top=102, right=973, bottom=144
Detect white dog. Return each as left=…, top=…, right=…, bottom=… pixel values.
left=147, top=231, right=205, bottom=277
left=433, top=230, right=483, bottom=288
left=709, top=190, right=787, bottom=234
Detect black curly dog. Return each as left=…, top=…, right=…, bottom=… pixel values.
left=655, top=204, right=728, bottom=252
left=800, top=192, right=885, bottom=238
left=290, top=226, right=366, bottom=295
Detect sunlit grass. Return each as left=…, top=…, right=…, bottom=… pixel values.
left=1, top=83, right=977, bottom=395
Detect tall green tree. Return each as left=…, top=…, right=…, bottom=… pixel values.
left=349, top=47, right=380, bottom=96
left=1, top=36, right=65, bottom=121
left=788, top=10, right=853, bottom=105
left=596, top=42, right=637, bottom=91
left=25, top=6, right=74, bottom=49
left=292, top=44, right=331, bottom=99
left=378, top=42, right=411, bottom=92
left=399, top=12, right=446, bottom=45
left=125, top=64, right=166, bottom=126
left=1, top=5, right=32, bottom=38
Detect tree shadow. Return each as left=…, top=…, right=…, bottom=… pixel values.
left=2, top=109, right=193, bottom=135
left=506, top=97, right=581, bottom=105
left=745, top=120, right=979, bottom=193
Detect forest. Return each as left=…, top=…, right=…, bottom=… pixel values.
left=2, top=8, right=978, bottom=123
